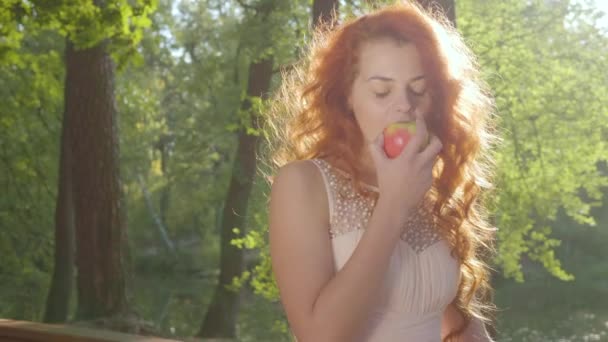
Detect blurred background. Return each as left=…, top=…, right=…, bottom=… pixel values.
left=0, top=0, right=607, bottom=341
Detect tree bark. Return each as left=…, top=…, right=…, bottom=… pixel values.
left=43, top=55, right=75, bottom=322
left=197, top=56, right=274, bottom=339
left=65, top=38, right=130, bottom=320
left=197, top=1, right=343, bottom=338
left=312, top=0, right=340, bottom=29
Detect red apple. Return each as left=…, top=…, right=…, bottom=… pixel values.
left=383, top=121, right=429, bottom=158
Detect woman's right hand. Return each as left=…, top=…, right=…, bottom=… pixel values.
left=367, top=112, right=443, bottom=223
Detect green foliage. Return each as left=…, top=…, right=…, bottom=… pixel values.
left=1, top=0, right=607, bottom=339
left=458, top=0, right=608, bottom=281
left=0, top=28, right=63, bottom=320
left=231, top=212, right=279, bottom=301
left=118, top=0, right=245, bottom=247
left=0, top=267, right=50, bottom=320
left=0, top=0, right=157, bottom=68
left=0, top=0, right=158, bottom=322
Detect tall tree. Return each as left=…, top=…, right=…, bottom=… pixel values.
left=457, top=0, right=608, bottom=281
left=66, top=37, right=130, bottom=319
left=196, top=0, right=341, bottom=338
left=197, top=1, right=277, bottom=338
left=54, top=1, right=155, bottom=322
left=0, top=0, right=157, bottom=323
left=0, top=25, right=65, bottom=319
left=43, top=70, right=75, bottom=322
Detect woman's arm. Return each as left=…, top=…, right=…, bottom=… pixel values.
left=269, top=161, right=409, bottom=342
left=441, top=303, right=494, bottom=342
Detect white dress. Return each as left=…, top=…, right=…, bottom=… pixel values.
left=310, top=158, right=461, bottom=342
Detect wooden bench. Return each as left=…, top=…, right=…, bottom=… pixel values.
left=0, top=319, right=183, bottom=342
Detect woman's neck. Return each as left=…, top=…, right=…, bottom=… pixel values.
left=357, top=149, right=378, bottom=187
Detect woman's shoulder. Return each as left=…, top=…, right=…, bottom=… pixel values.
left=269, top=158, right=330, bottom=232
left=271, top=159, right=328, bottom=207
left=272, top=159, right=324, bottom=190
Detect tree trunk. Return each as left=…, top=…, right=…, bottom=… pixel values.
left=197, top=1, right=342, bottom=338
left=43, top=59, right=75, bottom=322
left=197, top=56, right=274, bottom=339
left=156, top=130, right=174, bottom=238
left=312, top=0, right=340, bottom=28
left=137, top=173, right=176, bottom=255
left=65, top=38, right=130, bottom=320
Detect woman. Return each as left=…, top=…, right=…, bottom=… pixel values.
left=264, top=2, right=500, bottom=341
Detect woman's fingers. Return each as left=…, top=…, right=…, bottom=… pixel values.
left=367, top=130, right=387, bottom=163
left=403, top=114, right=427, bottom=155
left=419, top=134, right=443, bottom=167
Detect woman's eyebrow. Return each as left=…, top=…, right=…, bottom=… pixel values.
left=366, top=75, right=426, bottom=83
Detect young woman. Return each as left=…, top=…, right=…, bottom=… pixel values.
left=265, top=2, right=499, bottom=341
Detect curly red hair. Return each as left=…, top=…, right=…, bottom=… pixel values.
left=262, top=2, right=501, bottom=340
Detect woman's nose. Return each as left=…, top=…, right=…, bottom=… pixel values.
left=393, top=92, right=414, bottom=118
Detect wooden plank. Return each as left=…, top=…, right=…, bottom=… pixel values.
left=0, top=319, right=182, bottom=342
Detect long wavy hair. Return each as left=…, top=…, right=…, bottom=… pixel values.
left=261, top=1, right=501, bottom=340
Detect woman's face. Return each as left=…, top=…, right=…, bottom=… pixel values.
left=348, top=37, right=431, bottom=144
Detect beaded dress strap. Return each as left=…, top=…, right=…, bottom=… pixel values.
left=309, top=158, right=335, bottom=227
left=309, top=159, right=375, bottom=238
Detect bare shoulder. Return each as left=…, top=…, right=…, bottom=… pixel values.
left=268, top=159, right=333, bottom=338
left=272, top=159, right=324, bottom=191
left=269, top=159, right=329, bottom=228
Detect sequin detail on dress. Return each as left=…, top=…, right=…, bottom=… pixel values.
left=310, top=158, right=376, bottom=239
left=310, top=158, right=443, bottom=254
left=400, top=199, right=442, bottom=253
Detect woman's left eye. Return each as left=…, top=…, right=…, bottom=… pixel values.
left=375, top=91, right=390, bottom=98
left=408, top=85, right=426, bottom=97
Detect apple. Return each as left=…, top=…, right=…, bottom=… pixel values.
left=383, top=121, right=430, bottom=158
